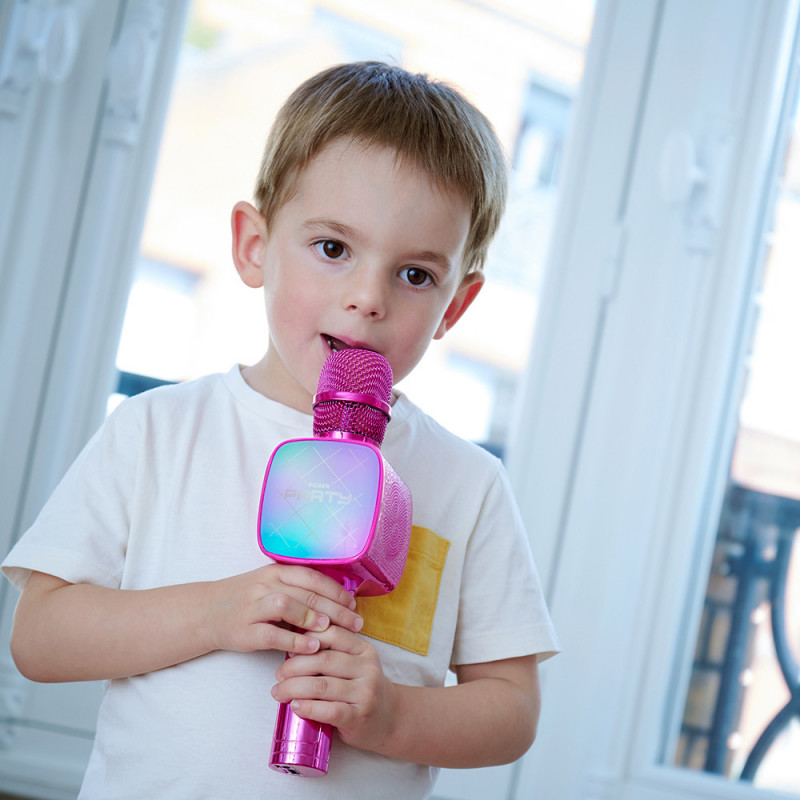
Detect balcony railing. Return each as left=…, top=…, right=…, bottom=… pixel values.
left=678, top=481, right=800, bottom=784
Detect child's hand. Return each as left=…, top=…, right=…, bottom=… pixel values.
left=270, top=625, right=397, bottom=752
left=204, top=565, right=363, bottom=657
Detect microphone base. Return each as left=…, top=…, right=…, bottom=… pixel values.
left=269, top=701, right=333, bottom=777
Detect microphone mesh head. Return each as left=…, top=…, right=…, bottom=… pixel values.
left=313, top=349, right=393, bottom=446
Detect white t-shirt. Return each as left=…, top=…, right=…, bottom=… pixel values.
left=3, top=366, right=559, bottom=799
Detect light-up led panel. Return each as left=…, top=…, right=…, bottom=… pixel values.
left=258, top=439, right=382, bottom=561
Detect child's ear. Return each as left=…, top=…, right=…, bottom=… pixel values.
left=433, top=272, right=484, bottom=340
left=231, top=201, right=268, bottom=288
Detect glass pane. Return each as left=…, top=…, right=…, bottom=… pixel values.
left=113, top=0, right=595, bottom=452
left=674, top=87, right=800, bottom=792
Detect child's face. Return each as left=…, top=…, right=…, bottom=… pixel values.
left=233, top=139, right=481, bottom=412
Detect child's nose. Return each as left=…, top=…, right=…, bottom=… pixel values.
left=342, top=270, right=386, bottom=319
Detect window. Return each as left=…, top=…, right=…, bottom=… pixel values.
left=514, top=3, right=800, bottom=798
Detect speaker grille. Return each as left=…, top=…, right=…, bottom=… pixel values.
left=313, top=349, right=392, bottom=446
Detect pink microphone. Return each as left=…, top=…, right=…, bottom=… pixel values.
left=257, top=348, right=413, bottom=776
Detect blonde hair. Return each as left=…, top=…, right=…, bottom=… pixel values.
left=254, top=61, right=507, bottom=275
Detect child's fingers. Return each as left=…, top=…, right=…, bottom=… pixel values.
left=272, top=564, right=357, bottom=611
left=272, top=628, right=377, bottom=704
left=259, top=625, right=323, bottom=656
left=281, top=590, right=363, bottom=635
left=259, top=589, right=331, bottom=633
left=272, top=671, right=358, bottom=712
left=275, top=626, right=367, bottom=678
left=275, top=647, right=358, bottom=684
left=270, top=626, right=395, bottom=750
left=284, top=697, right=352, bottom=728
left=257, top=566, right=363, bottom=633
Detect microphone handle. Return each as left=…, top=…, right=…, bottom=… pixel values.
left=269, top=580, right=360, bottom=777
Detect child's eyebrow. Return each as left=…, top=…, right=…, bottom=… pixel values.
left=303, top=218, right=358, bottom=240
left=406, top=249, right=455, bottom=272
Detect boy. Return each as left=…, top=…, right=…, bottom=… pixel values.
left=3, top=62, right=558, bottom=798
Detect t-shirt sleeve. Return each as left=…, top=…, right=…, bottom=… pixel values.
left=450, top=463, right=560, bottom=667
left=2, top=402, right=141, bottom=592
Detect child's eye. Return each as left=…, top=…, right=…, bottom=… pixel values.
left=314, top=239, right=348, bottom=260
left=399, top=267, right=433, bottom=288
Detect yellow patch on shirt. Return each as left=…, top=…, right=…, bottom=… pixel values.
left=356, top=525, right=449, bottom=656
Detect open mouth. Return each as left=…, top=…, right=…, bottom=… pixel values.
left=323, top=334, right=350, bottom=352
left=323, top=334, right=377, bottom=354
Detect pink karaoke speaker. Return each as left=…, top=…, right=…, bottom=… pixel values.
left=257, top=348, right=413, bottom=776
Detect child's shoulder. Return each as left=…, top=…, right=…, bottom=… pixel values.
left=110, top=371, right=229, bottom=428
left=390, top=393, right=502, bottom=475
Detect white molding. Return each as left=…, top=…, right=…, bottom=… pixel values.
left=20, top=0, right=190, bottom=528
